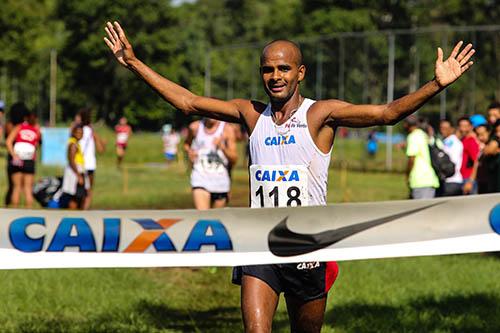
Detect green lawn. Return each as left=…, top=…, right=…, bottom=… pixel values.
left=0, top=128, right=498, bottom=332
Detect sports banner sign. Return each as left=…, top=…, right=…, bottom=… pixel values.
left=0, top=194, right=498, bottom=269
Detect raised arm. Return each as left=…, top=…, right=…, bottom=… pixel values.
left=316, top=41, right=475, bottom=128
left=104, top=21, right=244, bottom=123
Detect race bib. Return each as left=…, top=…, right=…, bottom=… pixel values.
left=13, top=142, right=36, bottom=160
left=250, top=165, right=308, bottom=208
left=196, top=148, right=226, bottom=174
left=116, top=132, right=129, bottom=144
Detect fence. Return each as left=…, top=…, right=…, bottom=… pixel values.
left=204, top=25, right=500, bottom=172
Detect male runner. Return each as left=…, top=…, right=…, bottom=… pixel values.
left=184, top=118, right=237, bottom=210
left=104, top=21, right=474, bottom=332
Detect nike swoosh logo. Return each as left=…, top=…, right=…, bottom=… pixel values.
left=268, top=202, right=444, bottom=257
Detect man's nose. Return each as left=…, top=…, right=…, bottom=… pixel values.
left=271, top=69, right=281, bottom=80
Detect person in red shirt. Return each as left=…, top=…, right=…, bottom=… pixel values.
left=6, top=108, right=41, bottom=208
left=458, top=116, right=480, bottom=194
left=114, top=116, right=132, bottom=168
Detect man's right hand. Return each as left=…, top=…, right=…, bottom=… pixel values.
left=104, top=21, right=136, bottom=68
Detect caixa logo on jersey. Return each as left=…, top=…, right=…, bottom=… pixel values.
left=8, top=217, right=233, bottom=253
left=265, top=135, right=296, bottom=146
left=255, top=169, right=300, bottom=182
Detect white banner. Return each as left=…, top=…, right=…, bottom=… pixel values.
left=0, top=193, right=498, bottom=269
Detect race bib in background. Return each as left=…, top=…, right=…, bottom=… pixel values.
left=13, top=142, right=36, bottom=160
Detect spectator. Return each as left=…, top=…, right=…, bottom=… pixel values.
left=162, top=124, right=180, bottom=166
left=366, top=130, right=378, bottom=157
left=487, top=101, right=500, bottom=126
left=0, top=100, right=5, bottom=143
left=458, top=116, right=480, bottom=194
left=115, top=116, right=132, bottom=168
left=60, top=125, right=88, bottom=209
left=438, top=119, right=463, bottom=196
left=404, top=115, right=439, bottom=199
left=478, top=121, right=500, bottom=193
left=5, top=107, right=41, bottom=208
left=78, top=108, right=105, bottom=209
left=4, top=102, right=27, bottom=205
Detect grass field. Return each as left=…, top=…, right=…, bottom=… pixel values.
left=0, top=128, right=498, bottom=332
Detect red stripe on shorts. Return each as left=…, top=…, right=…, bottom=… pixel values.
left=325, top=261, right=339, bottom=292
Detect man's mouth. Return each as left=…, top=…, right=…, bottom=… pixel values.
left=270, top=85, right=285, bottom=93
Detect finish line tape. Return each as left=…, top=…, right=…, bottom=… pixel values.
left=0, top=193, right=498, bottom=269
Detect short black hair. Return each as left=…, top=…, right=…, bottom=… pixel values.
left=457, top=116, right=471, bottom=125
left=78, top=107, right=92, bottom=126
left=474, top=123, right=490, bottom=132
left=9, top=102, right=29, bottom=125
left=488, top=101, right=500, bottom=110
left=404, top=114, right=419, bottom=127
left=440, top=118, right=453, bottom=126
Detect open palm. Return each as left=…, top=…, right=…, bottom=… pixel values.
left=104, top=21, right=135, bottom=68
left=435, top=41, right=475, bottom=88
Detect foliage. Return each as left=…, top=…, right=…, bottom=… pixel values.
left=0, top=0, right=498, bottom=129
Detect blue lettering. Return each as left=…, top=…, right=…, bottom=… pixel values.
left=102, top=218, right=120, bottom=252
left=152, top=233, right=177, bottom=251
left=47, top=218, right=97, bottom=252
left=255, top=170, right=262, bottom=181
left=271, top=137, right=278, bottom=145
left=262, top=170, right=271, bottom=181
left=289, top=135, right=296, bottom=144
left=264, top=135, right=297, bottom=146
left=265, top=137, right=271, bottom=146
left=183, top=220, right=233, bottom=251
left=288, top=170, right=300, bottom=181
left=9, top=217, right=45, bottom=252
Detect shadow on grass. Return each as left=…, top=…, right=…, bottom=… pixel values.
left=13, top=293, right=500, bottom=332
left=132, top=299, right=290, bottom=332
left=327, top=293, right=500, bottom=332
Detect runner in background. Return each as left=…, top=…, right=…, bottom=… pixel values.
left=5, top=107, right=41, bottom=208
left=184, top=118, right=237, bottom=210
left=115, top=116, right=132, bottom=168
left=161, top=124, right=180, bottom=166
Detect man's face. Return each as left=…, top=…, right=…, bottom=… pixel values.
left=439, top=121, right=452, bottom=138
left=488, top=108, right=500, bottom=125
left=458, top=120, right=472, bottom=137
left=260, top=45, right=305, bottom=103
left=475, top=126, right=489, bottom=144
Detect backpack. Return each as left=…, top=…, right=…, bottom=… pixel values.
left=428, top=141, right=455, bottom=181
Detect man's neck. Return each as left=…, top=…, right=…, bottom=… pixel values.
left=270, top=94, right=304, bottom=124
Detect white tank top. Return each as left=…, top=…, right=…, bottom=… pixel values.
left=190, top=121, right=231, bottom=193
left=79, top=125, right=96, bottom=171
left=249, top=98, right=331, bottom=207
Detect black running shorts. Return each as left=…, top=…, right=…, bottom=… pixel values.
left=232, top=262, right=339, bottom=302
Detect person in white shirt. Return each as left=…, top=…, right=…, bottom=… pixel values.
left=78, top=108, right=105, bottom=210
left=439, top=119, right=464, bottom=196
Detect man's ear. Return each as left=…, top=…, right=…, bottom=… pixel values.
left=298, top=64, right=306, bottom=82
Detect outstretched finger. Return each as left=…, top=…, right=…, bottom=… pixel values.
left=461, top=61, right=474, bottom=73
left=459, top=48, right=475, bottom=66
left=107, top=22, right=120, bottom=44
left=113, top=21, right=130, bottom=47
left=104, top=37, right=114, bottom=50
left=456, top=43, right=472, bottom=62
left=450, top=41, right=463, bottom=59
left=436, top=47, right=444, bottom=63
left=104, top=26, right=116, bottom=45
